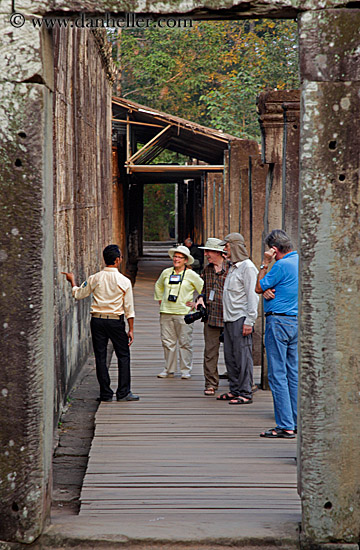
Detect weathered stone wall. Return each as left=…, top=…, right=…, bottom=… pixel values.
left=0, top=20, right=113, bottom=542
left=0, top=20, right=55, bottom=543
left=53, top=27, right=113, bottom=419
left=298, top=9, right=360, bottom=547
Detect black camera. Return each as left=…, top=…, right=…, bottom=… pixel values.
left=184, top=304, right=208, bottom=325
left=168, top=294, right=178, bottom=302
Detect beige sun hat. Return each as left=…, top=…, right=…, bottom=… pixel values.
left=199, top=237, right=225, bottom=252
left=168, top=245, right=194, bottom=265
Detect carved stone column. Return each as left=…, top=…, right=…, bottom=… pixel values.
left=298, top=9, right=360, bottom=548
left=257, top=91, right=285, bottom=234
left=282, top=94, right=300, bottom=248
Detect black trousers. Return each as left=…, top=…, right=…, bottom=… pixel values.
left=90, top=317, right=130, bottom=399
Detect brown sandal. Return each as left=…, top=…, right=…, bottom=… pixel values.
left=204, top=388, right=216, bottom=396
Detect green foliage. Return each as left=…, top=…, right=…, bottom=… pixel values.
left=109, top=19, right=299, bottom=141
left=108, top=20, right=299, bottom=239
left=200, top=70, right=261, bottom=140
left=143, top=184, right=175, bottom=240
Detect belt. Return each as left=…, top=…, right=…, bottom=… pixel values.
left=265, top=312, right=297, bottom=317
left=91, top=313, right=124, bottom=320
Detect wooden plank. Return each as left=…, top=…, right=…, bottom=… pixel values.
left=79, top=256, right=300, bottom=530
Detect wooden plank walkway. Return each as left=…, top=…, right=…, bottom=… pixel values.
left=78, top=256, right=301, bottom=543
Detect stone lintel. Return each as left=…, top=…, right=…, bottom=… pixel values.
left=299, top=9, right=360, bottom=82
left=7, top=0, right=352, bottom=18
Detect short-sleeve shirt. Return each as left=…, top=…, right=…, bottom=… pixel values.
left=154, top=267, right=204, bottom=315
left=260, top=251, right=299, bottom=316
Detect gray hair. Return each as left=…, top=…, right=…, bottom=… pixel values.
left=265, top=229, right=293, bottom=253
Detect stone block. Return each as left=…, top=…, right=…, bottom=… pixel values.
left=0, top=17, right=53, bottom=90
left=299, top=9, right=360, bottom=82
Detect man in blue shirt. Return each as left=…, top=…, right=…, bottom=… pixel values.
left=255, top=229, right=298, bottom=439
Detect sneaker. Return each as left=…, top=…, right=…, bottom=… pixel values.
left=181, top=373, right=191, bottom=379
left=117, top=392, right=140, bottom=402
left=157, top=371, right=174, bottom=378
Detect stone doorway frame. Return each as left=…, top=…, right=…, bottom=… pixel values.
left=1, top=2, right=359, bottom=548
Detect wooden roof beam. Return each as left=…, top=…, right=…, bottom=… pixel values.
left=127, top=164, right=224, bottom=174
left=112, top=118, right=164, bottom=128
left=126, top=124, right=173, bottom=165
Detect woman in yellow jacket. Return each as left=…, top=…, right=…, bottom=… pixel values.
left=154, top=245, right=204, bottom=379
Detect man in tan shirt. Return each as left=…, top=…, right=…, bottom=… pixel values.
left=62, top=244, right=139, bottom=402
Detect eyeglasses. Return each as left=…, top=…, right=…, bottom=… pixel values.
left=173, top=254, right=186, bottom=260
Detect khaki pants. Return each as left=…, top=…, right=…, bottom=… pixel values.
left=160, top=313, right=193, bottom=375
left=203, top=323, right=222, bottom=389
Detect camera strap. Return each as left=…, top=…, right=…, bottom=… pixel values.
left=167, top=268, right=186, bottom=301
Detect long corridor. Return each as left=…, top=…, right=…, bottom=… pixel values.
left=77, top=256, right=301, bottom=544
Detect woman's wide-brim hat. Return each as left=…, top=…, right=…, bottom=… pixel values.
left=199, top=238, right=225, bottom=252
left=168, top=245, right=194, bottom=265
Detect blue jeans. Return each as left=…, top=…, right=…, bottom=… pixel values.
left=265, top=315, right=298, bottom=430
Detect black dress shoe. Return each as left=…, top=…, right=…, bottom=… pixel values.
left=219, top=372, right=229, bottom=379
left=117, top=392, right=140, bottom=402
left=96, top=397, right=113, bottom=402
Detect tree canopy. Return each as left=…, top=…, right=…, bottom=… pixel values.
left=143, top=183, right=175, bottom=241
left=109, top=20, right=299, bottom=240
left=110, top=20, right=299, bottom=141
